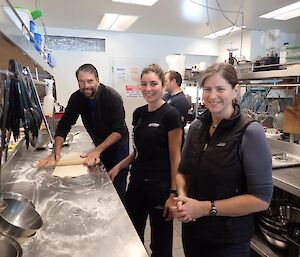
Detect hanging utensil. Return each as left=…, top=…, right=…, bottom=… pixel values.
left=25, top=66, right=54, bottom=145
left=0, top=78, right=11, bottom=212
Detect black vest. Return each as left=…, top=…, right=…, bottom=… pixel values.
left=185, top=106, right=256, bottom=243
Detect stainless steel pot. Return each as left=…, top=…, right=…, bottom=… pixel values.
left=0, top=198, right=43, bottom=238
left=30, top=129, right=50, bottom=149
left=0, top=234, right=22, bottom=257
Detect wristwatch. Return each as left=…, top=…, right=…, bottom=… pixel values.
left=210, top=201, right=217, bottom=216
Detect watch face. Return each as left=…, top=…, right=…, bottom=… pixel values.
left=210, top=201, right=217, bottom=216
left=210, top=208, right=217, bottom=216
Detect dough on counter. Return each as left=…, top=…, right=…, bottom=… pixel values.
left=51, top=152, right=88, bottom=178
left=52, top=164, right=88, bottom=178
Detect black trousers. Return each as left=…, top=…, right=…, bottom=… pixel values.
left=125, top=179, right=173, bottom=257
left=102, top=144, right=129, bottom=202
left=182, top=223, right=251, bottom=257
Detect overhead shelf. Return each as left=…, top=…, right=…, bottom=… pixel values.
left=0, top=0, right=53, bottom=76
left=238, top=64, right=300, bottom=81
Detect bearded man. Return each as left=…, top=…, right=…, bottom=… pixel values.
left=38, top=63, right=129, bottom=201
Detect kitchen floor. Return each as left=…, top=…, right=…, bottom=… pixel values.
left=144, top=218, right=185, bottom=257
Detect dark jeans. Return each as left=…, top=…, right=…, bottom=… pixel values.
left=182, top=223, right=250, bottom=257
left=101, top=144, right=129, bottom=202
left=125, top=179, right=173, bottom=257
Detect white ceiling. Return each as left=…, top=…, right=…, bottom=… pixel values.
left=6, top=0, right=300, bottom=38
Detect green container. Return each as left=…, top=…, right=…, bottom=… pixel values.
left=31, top=9, right=42, bottom=20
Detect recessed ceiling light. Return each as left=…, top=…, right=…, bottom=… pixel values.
left=112, top=0, right=159, bottom=6
left=260, top=1, right=300, bottom=20
left=97, top=13, right=139, bottom=31
left=204, top=26, right=241, bottom=39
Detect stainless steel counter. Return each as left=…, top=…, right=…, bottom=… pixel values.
left=1, top=130, right=148, bottom=257
left=268, top=138, right=300, bottom=198
left=251, top=138, right=300, bottom=257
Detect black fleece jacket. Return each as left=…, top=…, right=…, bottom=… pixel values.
left=55, top=83, right=129, bottom=155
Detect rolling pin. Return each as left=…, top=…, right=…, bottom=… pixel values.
left=37, top=153, right=87, bottom=169
left=55, top=157, right=86, bottom=166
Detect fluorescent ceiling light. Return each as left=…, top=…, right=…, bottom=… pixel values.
left=182, top=0, right=203, bottom=22
left=204, top=26, right=241, bottom=39
left=97, top=13, right=139, bottom=31
left=260, top=1, right=300, bottom=20
left=112, top=0, right=159, bottom=6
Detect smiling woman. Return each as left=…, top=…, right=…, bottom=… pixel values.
left=108, top=64, right=182, bottom=257
left=140, top=70, right=164, bottom=109
left=173, top=62, right=273, bottom=257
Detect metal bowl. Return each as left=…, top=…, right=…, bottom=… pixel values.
left=0, top=192, right=34, bottom=208
left=30, top=129, right=50, bottom=149
left=0, top=198, right=43, bottom=238
left=259, top=225, right=288, bottom=249
left=0, top=235, right=22, bottom=257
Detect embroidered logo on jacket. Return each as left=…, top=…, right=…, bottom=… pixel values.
left=216, top=142, right=226, bottom=147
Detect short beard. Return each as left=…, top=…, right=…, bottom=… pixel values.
left=80, top=88, right=96, bottom=98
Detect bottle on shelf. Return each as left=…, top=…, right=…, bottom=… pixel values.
left=43, top=79, right=55, bottom=117
left=279, top=42, right=289, bottom=64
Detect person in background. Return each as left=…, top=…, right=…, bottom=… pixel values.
left=108, top=64, right=182, bottom=257
left=38, top=63, right=129, bottom=201
left=163, top=70, right=190, bottom=127
left=173, top=62, right=273, bottom=257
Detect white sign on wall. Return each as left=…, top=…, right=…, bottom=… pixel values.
left=126, top=85, right=142, bottom=97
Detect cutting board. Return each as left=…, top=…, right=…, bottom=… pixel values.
left=284, top=96, right=300, bottom=134
left=52, top=152, right=88, bottom=178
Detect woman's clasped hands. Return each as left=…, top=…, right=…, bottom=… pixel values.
left=172, top=196, right=210, bottom=222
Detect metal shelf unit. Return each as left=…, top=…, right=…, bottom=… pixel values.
left=238, top=64, right=300, bottom=81
left=237, top=67, right=300, bottom=257
left=0, top=0, right=53, bottom=76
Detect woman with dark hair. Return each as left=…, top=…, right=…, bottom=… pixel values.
left=109, top=64, right=182, bottom=257
left=173, top=62, right=273, bottom=257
